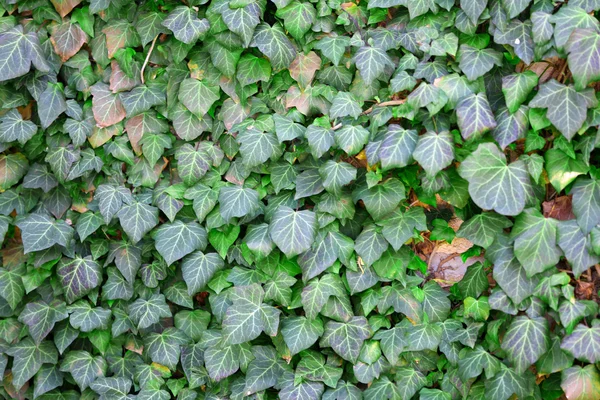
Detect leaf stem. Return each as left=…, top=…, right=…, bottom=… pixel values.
left=141, top=35, right=159, bottom=85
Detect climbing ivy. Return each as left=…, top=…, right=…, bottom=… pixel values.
left=0, top=0, right=600, bottom=399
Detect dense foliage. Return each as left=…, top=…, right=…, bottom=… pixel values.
left=2, top=0, right=600, bottom=398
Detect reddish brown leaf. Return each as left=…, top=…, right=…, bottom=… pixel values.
left=50, top=0, right=82, bottom=17
left=91, top=82, right=126, bottom=127
left=109, top=60, right=141, bottom=93
left=50, top=21, right=87, bottom=62
left=542, top=195, right=575, bottom=220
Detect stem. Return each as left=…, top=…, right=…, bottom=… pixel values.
left=141, top=35, right=158, bottom=85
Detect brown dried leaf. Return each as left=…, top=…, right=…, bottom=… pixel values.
left=543, top=195, right=575, bottom=221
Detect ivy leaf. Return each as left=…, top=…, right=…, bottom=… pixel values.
left=319, top=160, right=357, bottom=195
left=145, top=328, right=190, bottom=370
left=557, top=220, right=600, bottom=277
left=314, top=36, right=350, bottom=66
left=502, top=71, right=538, bottom=114
left=0, top=108, right=37, bottom=144
left=561, top=324, right=600, bottom=363
left=49, top=21, right=87, bottom=62
left=120, top=84, right=166, bottom=117
left=162, top=6, right=209, bottom=44
left=269, top=206, right=317, bottom=258
left=129, top=294, right=172, bottom=330
left=95, top=184, right=134, bottom=224
left=571, top=177, right=600, bottom=234
left=276, top=1, right=316, bottom=40
left=0, top=26, right=50, bottom=82
left=178, top=78, right=220, bottom=118
left=91, top=82, right=126, bottom=128
left=219, top=185, right=260, bottom=222
left=566, top=28, right=600, bottom=90
left=222, top=284, right=281, bottom=345
left=251, top=23, right=296, bottom=70
left=378, top=206, right=426, bottom=251
left=320, top=317, right=372, bottom=363
left=456, top=93, right=497, bottom=140
left=458, top=143, right=528, bottom=216
left=529, top=79, right=596, bottom=140
left=67, top=301, right=111, bottom=332
left=458, top=45, right=503, bottom=81
left=19, top=300, right=68, bottom=344
left=0, top=153, right=29, bottom=190
left=354, top=45, right=394, bottom=85
left=457, top=212, right=512, bottom=248
left=492, top=106, right=529, bottom=150
left=330, top=92, right=362, bottom=120
left=353, top=178, right=405, bottom=221
left=512, top=208, right=562, bottom=276
left=484, top=365, right=532, bottom=400
left=90, top=377, right=132, bottom=400
left=0, top=267, right=24, bottom=311
left=301, top=274, right=345, bottom=320
left=501, top=316, right=549, bottom=373
left=494, top=20, right=534, bottom=64
left=154, top=220, right=207, bottom=265
left=16, top=213, right=73, bottom=254
left=461, top=0, right=487, bottom=23
left=238, top=128, right=280, bottom=167
left=135, top=12, right=168, bottom=47
left=56, top=256, right=102, bottom=303
left=6, top=338, right=58, bottom=391
left=59, top=350, right=106, bottom=391
left=182, top=251, right=224, bottom=295
left=550, top=5, right=600, bottom=48
left=245, top=346, right=288, bottom=394
left=281, top=316, right=324, bottom=355
left=561, top=365, right=600, bottom=400
left=335, top=125, right=370, bottom=156
left=117, top=202, right=159, bottom=244
left=413, top=131, right=454, bottom=176
left=355, top=225, right=388, bottom=267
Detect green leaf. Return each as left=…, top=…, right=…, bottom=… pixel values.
left=353, top=178, right=405, bottom=220
left=57, top=256, right=102, bottom=303
left=320, top=317, right=372, bottom=363
left=335, top=125, right=370, bottom=156
left=0, top=153, right=28, bottom=190
left=413, top=131, right=454, bottom=176
left=457, top=262, right=488, bottom=298
left=378, top=206, right=426, bottom=251
left=59, top=350, right=106, bottom=391
left=162, top=6, right=209, bottom=44
left=19, top=300, right=67, bottom=344
left=129, top=294, right=172, bottom=329
left=545, top=149, right=589, bottom=192
left=120, top=84, right=166, bottom=117
left=529, top=80, right=597, bottom=140
left=550, top=5, right=600, bottom=48
left=457, top=212, right=512, bottom=248
left=456, top=93, right=497, bottom=140
left=314, top=36, right=350, bottom=66
left=502, top=71, right=538, bottom=114
left=269, top=206, right=316, bottom=257
left=557, top=220, right=600, bottom=277
left=494, top=20, right=534, bottom=64
left=222, top=284, right=281, bottom=345
left=0, top=26, right=50, bottom=82
left=238, top=128, right=279, bottom=167
left=354, top=45, right=394, bottom=85
left=330, top=92, right=362, bottom=120
left=571, top=177, right=600, bottom=234
left=90, top=377, right=132, bottom=400
left=178, top=78, right=220, bottom=118
left=561, top=324, right=600, bottom=363
left=276, top=1, right=316, bottom=40
left=67, top=301, right=111, bottom=332
left=458, top=143, right=528, bottom=216
left=145, top=327, right=190, bottom=370
left=501, top=316, right=549, bottom=373
left=251, top=23, right=296, bottom=70
left=154, top=220, right=207, bottom=265
left=218, top=185, right=260, bottom=222
left=6, top=338, right=58, bottom=391
left=458, top=45, right=503, bottom=81
left=484, top=364, right=533, bottom=400
left=281, top=316, right=324, bottom=355
left=182, top=251, right=224, bottom=295
left=245, top=346, right=288, bottom=394
left=512, top=208, right=561, bottom=276
left=0, top=108, right=37, bottom=144
left=117, top=202, right=159, bottom=244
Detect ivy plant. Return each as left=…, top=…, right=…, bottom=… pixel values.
left=0, top=0, right=600, bottom=399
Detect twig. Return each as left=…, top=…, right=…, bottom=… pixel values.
left=332, top=99, right=407, bottom=130
left=141, top=35, right=158, bottom=85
